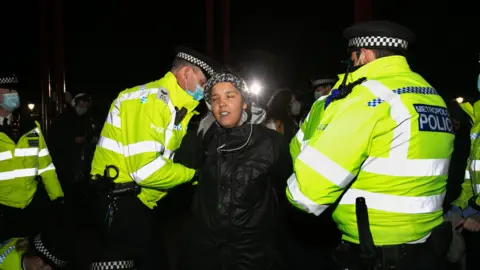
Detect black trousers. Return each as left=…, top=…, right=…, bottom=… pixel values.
left=333, top=241, right=443, bottom=270
left=91, top=195, right=169, bottom=270
left=0, top=189, right=51, bottom=241
left=464, top=230, right=480, bottom=270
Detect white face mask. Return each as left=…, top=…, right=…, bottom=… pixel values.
left=314, top=91, right=324, bottom=100
left=290, top=100, right=301, bottom=116
left=75, top=106, right=87, bottom=116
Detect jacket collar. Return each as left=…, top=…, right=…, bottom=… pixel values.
left=161, top=72, right=199, bottom=112
left=337, top=56, right=412, bottom=85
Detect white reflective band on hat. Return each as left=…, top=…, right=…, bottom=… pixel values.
left=361, top=157, right=450, bottom=177
left=33, top=234, right=68, bottom=268
left=0, top=150, right=12, bottom=161
left=130, top=155, right=166, bottom=183
left=90, top=260, right=135, bottom=270
left=348, top=36, right=408, bottom=50
left=465, top=170, right=471, bottom=179
left=106, top=88, right=160, bottom=129
left=177, top=52, right=214, bottom=76
left=0, top=168, right=37, bottom=181
left=14, top=148, right=39, bottom=157
left=38, top=163, right=55, bottom=174
left=298, top=145, right=355, bottom=188
left=287, top=173, right=329, bottom=216
left=339, top=188, right=444, bottom=214
left=98, top=137, right=165, bottom=157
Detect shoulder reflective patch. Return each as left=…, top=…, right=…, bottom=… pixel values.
left=367, top=86, right=439, bottom=107
left=28, top=139, right=39, bottom=147
left=414, top=104, right=453, bottom=134
left=156, top=87, right=170, bottom=104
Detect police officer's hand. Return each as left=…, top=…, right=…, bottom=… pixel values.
left=463, top=215, right=480, bottom=232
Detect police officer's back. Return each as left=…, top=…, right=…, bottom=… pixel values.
left=286, top=21, right=455, bottom=270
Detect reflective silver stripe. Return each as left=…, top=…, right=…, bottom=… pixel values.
left=465, top=170, right=471, bottom=180
left=287, top=173, right=329, bottom=216
left=0, top=150, right=12, bottom=161
left=0, top=168, right=37, bottom=181
left=106, top=106, right=121, bottom=128
left=38, top=163, right=55, bottom=174
left=470, top=160, right=480, bottom=172
left=14, top=148, right=39, bottom=157
left=98, top=136, right=164, bottom=157
left=162, top=98, right=176, bottom=160
left=339, top=188, right=444, bottom=214
left=298, top=145, right=355, bottom=188
left=473, top=184, right=480, bottom=194
left=361, top=157, right=450, bottom=177
left=130, top=155, right=166, bottom=183
left=106, top=88, right=160, bottom=129
left=38, top=148, right=49, bottom=157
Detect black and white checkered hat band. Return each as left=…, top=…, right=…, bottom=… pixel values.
left=177, top=52, right=215, bottom=76
left=312, top=79, right=337, bottom=87
left=33, top=234, right=68, bottom=268
left=0, top=76, right=18, bottom=85
left=348, top=36, right=408, bottom=50
left=90, top=260, right=136, bottom=270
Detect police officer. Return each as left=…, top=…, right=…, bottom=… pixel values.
left=0, top=72, right=64, bottom=241
left=89, top=47, right=220, bottom=269
left=448, top=72, right=480, bottom=270
left=311, top=75, right=337, bottom=100
left=286, top=21, right=455, bottom=270
left=0, top=220, right=71, bottom=269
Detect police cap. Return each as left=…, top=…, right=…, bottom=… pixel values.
left=310, top=77, right=337, bottom=90
left=343, top=20, right=416, bottom=52
left=29, top=222, right=71, bottom=269
left=0, top=71, right=18, bottom=89
left=174, top=46, right=221, bottom=79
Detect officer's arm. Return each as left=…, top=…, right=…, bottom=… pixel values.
left=36, top=124, right=64, bottom=200
left=452, top=165, right=474, bottom=210
left=286, top=101, right=378, bottom=216
left=290, top=112, right=309, bottom=161
left=125, top=102, right=195, bottom=189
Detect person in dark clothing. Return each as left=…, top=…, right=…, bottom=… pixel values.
left=48, top=93, right=99, bottom=226
left=265, top=89, right=298, bottom=142
left=178, top=71, right=292, bottom=270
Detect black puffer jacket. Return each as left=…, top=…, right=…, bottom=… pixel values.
left=181, top=123, right=292, bottom=270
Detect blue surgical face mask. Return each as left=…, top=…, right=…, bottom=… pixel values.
left=1, top=93, right=20, bottom=112
left=185, top=73, right=204, bottom=101
left=477, top=74, right=480, bottom=92
left=186, top=84, right=204, bottom=101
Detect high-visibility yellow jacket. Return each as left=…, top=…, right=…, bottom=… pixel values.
left=0, top=121, right=63, bottom=208
left=91, top=72, right=199, bottom=209
left=290, top=96, right=328, bottom=160
left=452, top=101, right=480, bottom=209
left=287, top=56, right=455, bottom=245
left=0, top=238, right=24, bottom=269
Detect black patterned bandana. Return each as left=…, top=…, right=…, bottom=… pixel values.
left=204, top=72, right=250, bottom=105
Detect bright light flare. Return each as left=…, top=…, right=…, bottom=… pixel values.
left=249, top=81, right=262, bottom=95
left=455, top=97, right=464, bottom=104
left=28, top=103, right=35, bottom=111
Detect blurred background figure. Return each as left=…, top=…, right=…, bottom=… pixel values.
left=265, top=88, right=298, bottom=142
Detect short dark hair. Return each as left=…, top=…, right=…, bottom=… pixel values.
left=171, top=58, right=200, bottom=72
left=370, top=49, right=403, bottom=59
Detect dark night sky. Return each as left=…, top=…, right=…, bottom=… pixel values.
left=1, top=1, right=479, bottom=111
